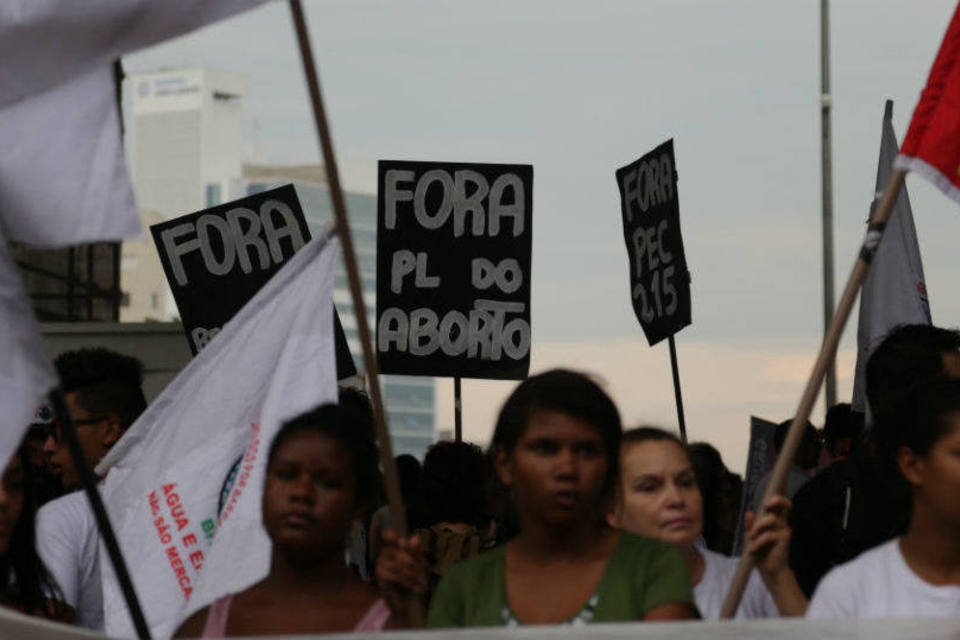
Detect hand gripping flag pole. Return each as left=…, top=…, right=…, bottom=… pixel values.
left=719, top=167, right=906, bottom=617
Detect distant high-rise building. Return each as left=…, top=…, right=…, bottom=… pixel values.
left=128, top=67, right=246, bottom=217
left=123, top=68, right=246, bottom=321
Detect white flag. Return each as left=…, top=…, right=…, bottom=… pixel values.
left=0, top=66, right=140, bottom=247
left=0, top=0, right=273, bottom=107
left=0, top=230, right=57, bottom=466
left=0, top=0, right=274, bottom=246
left=852, top=101, right=931, bottom=413
left=97, top=231, right=340, bottom=639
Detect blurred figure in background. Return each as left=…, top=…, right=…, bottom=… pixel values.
left=0, top=443, right=66, bottom=620
left=415, top=441, right=493, bottom=598
left=687, top=442, right=743, bottom=555
left=750, top=420, right=820, bottom=513
left=822, top=404, right=864, bottom=464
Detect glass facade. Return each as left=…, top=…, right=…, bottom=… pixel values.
left=247, top=177, right=436, bottom=458
left=13, top=243, right=122, bottom=321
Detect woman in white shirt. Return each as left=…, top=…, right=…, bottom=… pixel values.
left=608, top=427, right=808, bottom=619
left=807, top=379, right=960, bottom=619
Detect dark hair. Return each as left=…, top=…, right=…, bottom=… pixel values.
left=492, top=369, right=622, bottom=491
left=268, top=403, right=381, bottom=510
left=866, top=325, right=960, bottom=432
left=337, top=387, right=376, bottom=442
left=687, top=441, right=741, bottom=555
left=0, top=448, right=63, bottom=615
left=877, top=378, right=960, bottom=462
left=773, top=419, right=816, bottom=453
left=423, top=441, right=487, bottom=525
left=823, top=403, right=864, bottom=445
left=54, top=348, right=147, bottom=430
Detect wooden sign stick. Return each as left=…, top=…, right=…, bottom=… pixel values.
left=719, top=166, right=907, bottom=618
left=288, top=1, right=407, bottom=535
left=668, top=335, right=688, bottom=443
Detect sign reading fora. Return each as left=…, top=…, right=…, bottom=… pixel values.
left=151, top=184, right=356, bottom=379
left=616, top=140, right=691, bottom=345
left=376, top=161, right=533, bottom=379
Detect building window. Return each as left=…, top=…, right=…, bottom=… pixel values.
left=205, top=183, right=222, bottom=207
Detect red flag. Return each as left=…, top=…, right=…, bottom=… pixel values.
left=896, top=3, right=960, bottom=202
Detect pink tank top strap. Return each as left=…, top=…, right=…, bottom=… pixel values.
left=200, top=594, right=234, bottom=638
left=353, top=598, right=390, bottom=632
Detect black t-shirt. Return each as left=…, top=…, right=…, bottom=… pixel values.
left=788, top=446, right=910, bottom=596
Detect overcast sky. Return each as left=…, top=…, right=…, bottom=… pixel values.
left=126, top=0, right=960, bottom=470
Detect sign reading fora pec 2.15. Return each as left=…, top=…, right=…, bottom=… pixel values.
left=376, top=161, right=533, bottom=380
left=616, top=139, right=691, bottom=345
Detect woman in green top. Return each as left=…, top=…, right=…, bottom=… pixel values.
left=379, top=369, right=697, bottom=627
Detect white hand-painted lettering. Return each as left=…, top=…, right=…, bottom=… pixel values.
left=384, top=169, right=525, bottom=237
left=160, top=200, right=306, bottom=286
left=376, top=300, right=530, bottom=361
left=621, top=152, right=675, bottom=222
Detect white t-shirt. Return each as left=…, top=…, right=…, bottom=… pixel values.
left=694, top=545, right=779, bottom=620
left=36, top=490, right=103, bottom=630
left=807, top=539, right=960, bottom=619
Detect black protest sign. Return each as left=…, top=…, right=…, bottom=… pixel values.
left=732, top=416, right=778, bottom=555
left=616, top=139, right=691, bottom=345
left=376, top=160, right=533, bottom=380
left=151, top=184, right=357, bottom=379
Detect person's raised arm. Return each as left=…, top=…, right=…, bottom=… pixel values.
left=745, top=495, right=808, bottom=616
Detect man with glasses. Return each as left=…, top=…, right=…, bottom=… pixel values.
left=37, top=348, right=146, bottom=630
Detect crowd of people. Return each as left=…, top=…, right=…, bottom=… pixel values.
left=1, top=322, right=959, bottom=636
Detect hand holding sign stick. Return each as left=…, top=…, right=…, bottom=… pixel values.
left=719, top=168, right=907, bottom=618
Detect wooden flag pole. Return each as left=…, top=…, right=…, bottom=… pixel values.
left=288, top=1, right=407, bottom=535
left=719, top=167, right=907, bottom=618
left=454, top=377, right=463, bottom=442
left=667, top=335, right=688, bottom=443
left=49, top=391, right=151, bottom=639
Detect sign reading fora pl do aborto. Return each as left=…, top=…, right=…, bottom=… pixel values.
left=616, top=139, right=691, bottom=345
left=376, top=161, right=533, bottom=380
left=151, top=184, right=356, bottom=378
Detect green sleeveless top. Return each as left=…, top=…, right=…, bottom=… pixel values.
left=427, top=532, right=693, bottom=628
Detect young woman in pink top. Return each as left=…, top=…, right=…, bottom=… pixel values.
left=176, top=401, right=391, bottom=637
